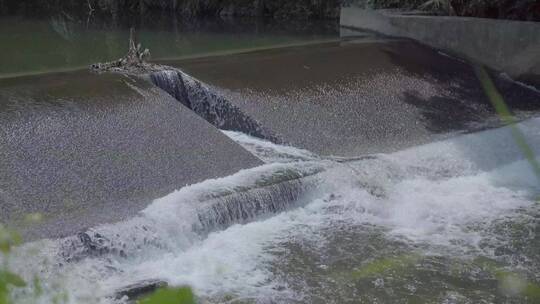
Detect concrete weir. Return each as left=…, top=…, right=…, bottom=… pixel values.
left=340, top=6, right=540, bottom=84
left=0, top=71, right=262, bottom=240
left=2, top=37, right=539, bottom=243
left=167, top=40, right=540, bottom=156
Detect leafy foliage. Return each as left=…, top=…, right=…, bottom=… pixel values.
left=0, top=225, right=23, bottom=304
left=1, top=0, right=341, bottom=19
left=350, top=254, right=421, bottom=279
left=138, top=287, right=196, bottom=304
left=0, top=226, right=21, bottom=255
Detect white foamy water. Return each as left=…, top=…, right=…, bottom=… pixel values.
left=4, top=118, right=540, bottom=303
left=222, top=130, right=320, bottom=163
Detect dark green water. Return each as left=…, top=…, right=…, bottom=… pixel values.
left=0, top=14, right=338, bottom=78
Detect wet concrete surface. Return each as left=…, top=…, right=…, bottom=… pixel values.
left=0, top=71, right=262, bottom=240
left=172, top=39, right=540, bottom=156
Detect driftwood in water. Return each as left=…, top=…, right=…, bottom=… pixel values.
left=91, top=28, right=161, bottom=74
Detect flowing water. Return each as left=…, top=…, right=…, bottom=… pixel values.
left=1, top=10, right=540, bottom=304
left=5, top=116, right=540, bottom=303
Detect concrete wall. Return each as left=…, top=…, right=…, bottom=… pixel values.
left=340, top=7, right=540, bottom=81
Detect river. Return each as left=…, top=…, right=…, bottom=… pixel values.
left=1, top=11, right=540, bottom=304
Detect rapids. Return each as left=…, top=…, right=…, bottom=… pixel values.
left=4, top=117, right=540, bottom=303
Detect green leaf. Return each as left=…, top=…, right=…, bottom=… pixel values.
left=350, top=254, right=421, bottom=279
left=0, top=282, right=8, bottom=304
left=0, top=271, right=27, bottom=288
left=138, top=287, right=195, bottom=304
left=524, top=282, right=540, bottom=300
left=0, top=291, right=9, bottom=304
left=474, top=65, right=540, bottom=182
left=0, top=226, right=22, bottom=254
left=33, top=276, right=43, bottom=296
left=495, top=270, right=540, bottom=299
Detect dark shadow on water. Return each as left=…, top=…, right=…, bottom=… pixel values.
left=381, top=41, right=540, bottom=134
left=402, top=91, right=491, bottom=133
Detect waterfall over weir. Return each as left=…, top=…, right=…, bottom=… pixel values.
left=57, top=161, right=326, bottom=263
left=2, top=24, right=540, bottom=303
left=150, top=69, right=280, bottom=143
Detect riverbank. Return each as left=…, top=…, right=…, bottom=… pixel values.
left=0, top=0, right=341, bottom=20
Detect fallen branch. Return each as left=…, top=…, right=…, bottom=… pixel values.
left=91, top=28, right=160, bottom=74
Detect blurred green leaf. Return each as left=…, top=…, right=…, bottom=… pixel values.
left=0, top=225, right=22, bottom=254
left=138, top=287, right=195, bottom=304
left=474, top=65, right=540, bottom=182
left=0, top=270, right=27, bottom=304
left=33, top=276, right=43, bottom=297
left=24, top=213, right=43, bottom=225
left=0, top=282, right=8, bottom=304
left=524, top=282, right=540, bottom=300
left=351, top=254, right=421, bottom=279
left=495, top=270, right=540, bottom=299
left=0, top=271, right=27, bottom=288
